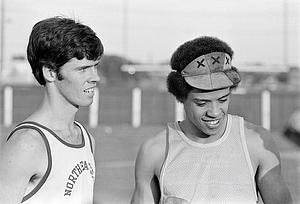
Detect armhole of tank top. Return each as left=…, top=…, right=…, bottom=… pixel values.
left=16, top=121, right=85, bottom=148
left=6, top=124, right=52, bottom=203
left=239, top=117, right=258, bottom=202
left=6, top=122, right=31, bottom=141
left=158, top=125, right=170, bottom=204
left=75, top=122, right=94, bottom=154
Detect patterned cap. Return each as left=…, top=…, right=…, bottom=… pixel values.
left=181, top=52, right=241, bottom=90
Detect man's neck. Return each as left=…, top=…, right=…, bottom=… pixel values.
left=27, top=92, right=78, bottom=131
left=179, top=116, right=228, bottom=144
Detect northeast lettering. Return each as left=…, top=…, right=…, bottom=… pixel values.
left=64, top=160, right=94, bottom=196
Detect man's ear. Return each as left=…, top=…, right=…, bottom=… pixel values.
left=42, top=66, right=56, bottom=82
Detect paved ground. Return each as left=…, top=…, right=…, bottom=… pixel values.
left=1, top=125, right=299, bottom=204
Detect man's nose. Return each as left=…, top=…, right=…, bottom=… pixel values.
left=207, top=102, right=221, bottom=117
left=90, top=67, right=100, bottom=82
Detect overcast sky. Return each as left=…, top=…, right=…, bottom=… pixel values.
left=1, top=0, right=300, bottom=69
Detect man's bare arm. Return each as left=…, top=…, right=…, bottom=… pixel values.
left=245, top=122, right=292, bottom=204
left=257, top=165, right=292, bottom=204
left=0, top=129, right=47, bottom=204
left=131, top=134, right=165, bottom=204
left=257, top=131, right=292, bottom=204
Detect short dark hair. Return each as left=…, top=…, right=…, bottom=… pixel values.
left=167, top=36, right=236, bottom=102
left=27, top=16, right=104, bottom=85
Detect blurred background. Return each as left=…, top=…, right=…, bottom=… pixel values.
left=0, top=0, right=299, bottom=203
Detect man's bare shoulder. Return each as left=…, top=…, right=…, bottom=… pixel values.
left=0, top=127, right=48, bottom=200
left=140, top=129, right=167, bottom=158
left=135, top=128, right=167, bottom=175
left=244, top=121, right=281, bottom=178
left=2, top=128, right=47, bottom=166
left=244, top=121, right=279, bottom=155
left=243, top=121, right=292, bottom=203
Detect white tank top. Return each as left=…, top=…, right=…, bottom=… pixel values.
left=8, top=121, right=96, bottom=204
left=159, top=114, right=260, bottom=204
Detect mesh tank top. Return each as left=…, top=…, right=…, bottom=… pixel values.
left=159, top=114, right=261, bottom=204
left=7, top=121, right=95, bottom=204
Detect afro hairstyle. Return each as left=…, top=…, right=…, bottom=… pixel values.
left=167, top=36, right=235, bottom=102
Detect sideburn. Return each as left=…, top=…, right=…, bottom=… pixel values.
left=57, top=72, right=64, bottom=80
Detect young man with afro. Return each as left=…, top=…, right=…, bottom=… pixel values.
left=131, top=36, right=292, bottom=204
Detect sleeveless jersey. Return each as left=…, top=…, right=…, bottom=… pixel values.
left=159, top=114, right=261, bottom=204
left=7, top=121, right=96, bottom=204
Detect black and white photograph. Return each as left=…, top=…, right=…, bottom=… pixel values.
left=0, top=0, right=299, bottom=203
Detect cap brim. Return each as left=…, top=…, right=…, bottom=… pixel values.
left=184, top=72, right=234, bottom=90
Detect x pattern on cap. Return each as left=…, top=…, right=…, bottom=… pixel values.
left=181, top=52, right=232, bottom=77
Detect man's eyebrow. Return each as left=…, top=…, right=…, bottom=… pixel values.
left=94, top=61, right=101, bottom=67
left=218, top=93, right=230, bottom=100
left=90, top=61, right=101, bottom=67
left=76, top=62, right=100, bottom=69
left=193, top=98, right=210, bottom=102
left=192, top=92, right=230, bottom=102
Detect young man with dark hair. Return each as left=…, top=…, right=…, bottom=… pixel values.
left=0, top=16, right=104, bottom=203
left=131, top=36, right=292, bottom=204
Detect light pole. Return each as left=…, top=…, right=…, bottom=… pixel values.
left=0, top=0, right=4, bottom=137
left=283, top=0, right=288, bottom=68
left=122, top=0, right=128, bottom=59
left=0, top=0, right=5, bottom=73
